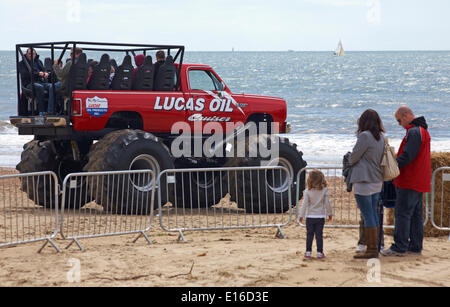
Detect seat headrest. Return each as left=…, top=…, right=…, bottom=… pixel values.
left=99, top=54, right=110, bottom=65
left=77, top=53, right=87, bottom=64
left=110, top=59, right=118, bottom=70
left=165, top=55, right=174, bottom=65
left=143, top=55, right=153, bottom=66
left=122, top=55, right=132, bottom=67
left=44, top=57, right=52, bottom=67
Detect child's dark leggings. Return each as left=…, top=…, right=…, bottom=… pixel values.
left=306, top=218, right=325, bottom=253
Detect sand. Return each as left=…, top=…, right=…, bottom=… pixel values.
left=0, top=222, right=449, bottom=287
left=1, top=167, right=449, bottom=287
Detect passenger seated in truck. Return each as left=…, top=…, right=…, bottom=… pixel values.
left=110, top=59, right=118, bottom=72
left=153, top=50, right=165, bottom=88
left=18, top=48, right=55, bottom=115
left=52, top=48, right=83, bottom=112
left=133, top=54, right=145, bottom=80
left=109, top=65, right=115, bottom=86
left=86, top=61, right=98, bottom=84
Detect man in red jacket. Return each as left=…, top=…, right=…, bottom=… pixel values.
left=382, top=106, right=431, bottom=256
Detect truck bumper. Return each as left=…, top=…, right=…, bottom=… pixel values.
left=10, top=115, right=73, bottom=137
left=10, top=116, right=69, bottom=128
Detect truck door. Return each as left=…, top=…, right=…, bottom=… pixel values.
left=186, top=68, right=246, bottom=134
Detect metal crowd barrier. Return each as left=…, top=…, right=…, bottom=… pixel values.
left=2, top=164, right=447, bottom=253
left=430, top=167, right=450, bottom=234
left=0, top=171, right=61, bottom=252
left=60, top=170, right=156, bottom=251
left=295, top=166, right=395, bottom=229
left=156, top=166, right=293, bottom=242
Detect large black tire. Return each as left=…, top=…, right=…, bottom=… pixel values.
left=173, top=167, right=225, bottom=209
left=83, top=129, right=174, bottom=215
left=16, top=140, right=88, bottom=209
left=223, top=135, right=307, bottom=213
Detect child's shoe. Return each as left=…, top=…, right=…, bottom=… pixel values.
left=304, top=251, right=312, bottom=259
left=317, top=252, right=326, bottom=259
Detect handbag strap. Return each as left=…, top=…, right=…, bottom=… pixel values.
left=381, top=135, right=389, bottom=164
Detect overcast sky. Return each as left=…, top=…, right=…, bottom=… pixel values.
left=1, top=0, right=450, bottom=51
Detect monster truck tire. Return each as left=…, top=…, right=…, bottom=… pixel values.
left=223, top=135, right=306, bottom=213
left=83, top=129, right=174, bottom=215
left=16, top=140, right=88, bottom=209
left=174, top=168, right=224, bottom=208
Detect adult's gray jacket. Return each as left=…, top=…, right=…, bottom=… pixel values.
left=348, top=131, right=384, bottom=184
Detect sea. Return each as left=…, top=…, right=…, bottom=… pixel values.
left=0, top=50, right=449, bottom=168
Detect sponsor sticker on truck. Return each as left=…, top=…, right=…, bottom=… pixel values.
left=153, top=93, right=245, bottom=115
left=86, top=97, right=108, bottom=117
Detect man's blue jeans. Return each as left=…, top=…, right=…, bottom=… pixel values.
left=390, top=188, right=423, bottom=253
left=46, top=82, right=61, bottom=113
left=355, top=193, right=380, bottom=228
left=26, top=82, right=56, bottom=113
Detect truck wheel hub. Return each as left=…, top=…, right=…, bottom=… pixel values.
left=129, top=154, right=159, bottom=192
left=265, top=157, right=293, bottom=193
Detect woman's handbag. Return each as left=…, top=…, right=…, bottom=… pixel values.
left=381, top=136, right=400, bottom=181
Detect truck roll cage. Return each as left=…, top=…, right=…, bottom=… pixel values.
left=15, top=41, right=185, bottom=116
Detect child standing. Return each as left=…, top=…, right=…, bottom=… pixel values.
left=299, top=170, right=333, bottom=259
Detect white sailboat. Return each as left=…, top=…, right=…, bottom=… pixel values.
left=334, top=40, right=345, bottom=56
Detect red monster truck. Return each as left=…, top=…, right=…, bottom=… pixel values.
left=10, top=42, right=306, bottom=213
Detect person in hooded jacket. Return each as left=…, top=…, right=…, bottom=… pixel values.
left=133, top=54, right=145, bottom=81
left=382, top=106, right=431, bottom=256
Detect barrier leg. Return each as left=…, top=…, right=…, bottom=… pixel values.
left=275, top=226, right=286, bottom=239
left=37, top=239, right=62, bottom=253
left=177, top=230, right=187, bottom=243
left=66, top=238, right=84, bottom=251
left=132, top=231, right=152, bottom=245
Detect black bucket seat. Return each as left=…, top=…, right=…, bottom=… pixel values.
left=132, top=55, right=154, bottom=91
left=87, top=53, right=111, bottom=90
left=153, top=55, right=175, bottom=91
left=111, top=55, right=134, bottom=90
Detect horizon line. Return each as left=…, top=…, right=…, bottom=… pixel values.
left=1, top=49, right=450, bottom=52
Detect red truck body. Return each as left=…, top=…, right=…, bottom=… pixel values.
left=71, top=63, right=287, bottom=134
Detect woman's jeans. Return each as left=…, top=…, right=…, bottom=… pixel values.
left=355, top=193, right=380, bottom=228
left=306, top=218, right=325, bottom=253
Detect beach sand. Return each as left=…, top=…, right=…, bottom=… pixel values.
left=1, top=167, right=449, bottom=287
left=1, top=221, right=449, bottom=287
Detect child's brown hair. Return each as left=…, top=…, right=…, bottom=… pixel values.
left=307, top=169, right=328, bottom=190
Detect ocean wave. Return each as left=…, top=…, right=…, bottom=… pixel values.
left=0, top=120, right=15, bottom=133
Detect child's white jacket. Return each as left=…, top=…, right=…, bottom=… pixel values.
left=299, top=188, right=333, bottom=218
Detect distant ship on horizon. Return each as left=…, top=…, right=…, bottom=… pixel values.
left=334, top=40, right=345, bottom=56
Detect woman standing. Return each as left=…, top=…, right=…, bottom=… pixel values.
left=349, top=109, right=385, bottom=259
